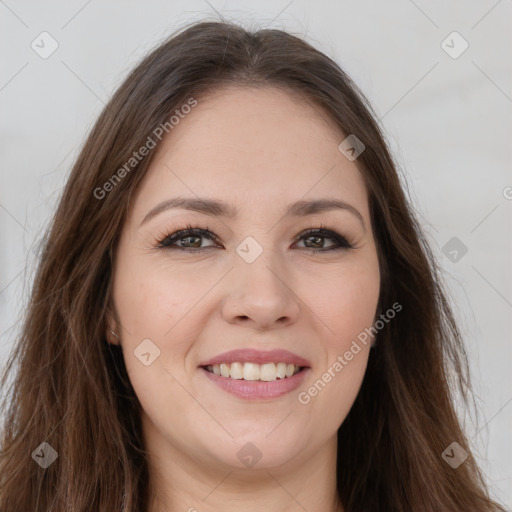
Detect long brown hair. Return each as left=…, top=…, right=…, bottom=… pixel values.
left=0, top=20, right=506, bottom=512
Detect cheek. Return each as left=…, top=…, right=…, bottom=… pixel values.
left=298, top=256, right=379, bottom=423
left=311, top=256, right=380, bottom=351
left=111, top=259, right=197, bottom=416
left=334, top=274, right=379, bottom=343
left=113, top=255, right=204, bottom=337
left=112, top=255, right=216, bottom=402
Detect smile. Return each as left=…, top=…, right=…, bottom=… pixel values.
left=204, top=362, right=303, bottom=381
left=199, top=348, right=311, bottom=400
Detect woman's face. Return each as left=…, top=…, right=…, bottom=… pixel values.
left=110, top=86, right=380, bottom=474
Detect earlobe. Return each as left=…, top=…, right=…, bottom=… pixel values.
left=108, top=329, right=120, bottom=345
left=105, top=326, right=120, bottom=345
left=105, top=307, right=121, bottom=345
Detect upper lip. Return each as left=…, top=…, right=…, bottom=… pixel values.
left=199, top=348, right=311, bottom=368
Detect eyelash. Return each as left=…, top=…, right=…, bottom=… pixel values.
left=155, top=223, right=354, bottom=253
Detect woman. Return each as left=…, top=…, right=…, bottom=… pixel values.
left=0, top=20, right=507, bottom=512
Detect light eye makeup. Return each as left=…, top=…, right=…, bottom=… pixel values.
left=152, top=223, right=355, bottom=253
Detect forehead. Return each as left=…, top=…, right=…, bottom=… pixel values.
left=130, top=86, right=370, bottom=223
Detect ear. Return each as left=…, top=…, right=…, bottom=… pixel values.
left=105, top=308, right=121, bottom=345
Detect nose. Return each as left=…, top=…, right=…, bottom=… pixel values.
left=220, top=249, right=301, bottom=331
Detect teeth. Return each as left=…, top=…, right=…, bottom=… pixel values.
left=230, top=362, right=243, bottom=379
left=220, top=363, right=230, bottom=378
left=207, top=362, right=302, bottom=381
left=260, top=363, right=276, bottom=381
left=243, top=362, right=260, bottom=381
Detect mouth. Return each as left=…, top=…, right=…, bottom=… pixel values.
left=199, top=349, right=311, bottom=400
left=202, top=362, right=304, bottom=381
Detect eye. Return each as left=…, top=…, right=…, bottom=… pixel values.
left=156, top=224, right=353, bottom=253
left=157, top=224, right=219, bottom=251
left=293, top=227, right=353, bottom=252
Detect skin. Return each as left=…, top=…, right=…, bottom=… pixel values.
left=108, top=86, right=381, bottom=512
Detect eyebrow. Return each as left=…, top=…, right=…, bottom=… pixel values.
left=140, top=196, right=365, bottom=229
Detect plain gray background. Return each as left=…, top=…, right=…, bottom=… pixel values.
left=1, top=0, right=511, bottom=507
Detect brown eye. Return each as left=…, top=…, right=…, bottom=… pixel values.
left=295, top=228, right=352, bottom=252
left=158, top=227, right=219, bottom=250
left=157, top=226, right=352, bottom=253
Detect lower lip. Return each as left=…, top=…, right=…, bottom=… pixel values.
left=200, top=367, right=310, bottom=400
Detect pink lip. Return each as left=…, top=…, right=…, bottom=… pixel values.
left=199, top=348, right=311, bottom=367
left=201, top=366, right=310, bottom=400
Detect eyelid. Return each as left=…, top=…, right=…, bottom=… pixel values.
left=293, top=227, right=352, bottom=249
left=155, top=223, right=354, bottom=251
left=156, top=224, right=218, bottom=248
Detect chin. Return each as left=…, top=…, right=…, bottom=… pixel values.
left=200, top=429, right=309, bottom=471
